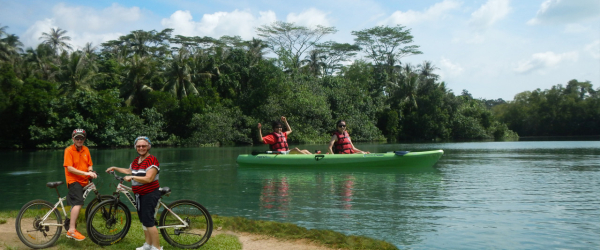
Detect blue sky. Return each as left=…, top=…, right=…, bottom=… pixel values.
left=1, top=0, right=599, bottom=100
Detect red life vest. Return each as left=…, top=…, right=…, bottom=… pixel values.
left=268, top=132, right=289, bottom=151
left=333, top=131, right=354, bottom=154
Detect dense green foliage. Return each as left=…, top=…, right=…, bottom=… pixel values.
left=492, top=80, right=600, bottom=137
left=0, top=22, right=522, bottom=148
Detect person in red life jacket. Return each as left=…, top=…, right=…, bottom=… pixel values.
left=106, top=136, right=163, bottom=250
left=327, top=120, right=369, bottom=154
left=258, top=116, right=311, bottom=154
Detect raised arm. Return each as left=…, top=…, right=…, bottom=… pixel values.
left=281, top=116, right=292, bottom=134
left=258, top=123, right=264, bottom=142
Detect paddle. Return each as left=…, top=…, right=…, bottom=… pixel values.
left=251, top=150, right=289, bottom=156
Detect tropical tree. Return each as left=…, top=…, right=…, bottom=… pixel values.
left=0, top=25, right=24, bottom=62
left=352, top=25, right=422, bottom=71
left=56, top=50, right=99, bottom=95
left=300, top=49, right=326, bottom=76
left=317, top=41, right=360, bottom=75
left=244, top=38, right=268, bottom=65
left=120, top=54, right=158, bottom=110
left=163, top=47, right=199, bottom=99
left=24, top=44, right=57, bottom=81
left=40, top=28, right=73, bottom=55
left=418, top=60, right=439, bottom=80
left=256, top=21, right=337, bottom=71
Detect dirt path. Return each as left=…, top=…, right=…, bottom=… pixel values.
left=1, top=218, right=335, bottom=250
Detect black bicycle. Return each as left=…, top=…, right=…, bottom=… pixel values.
left=86, top=171, right=213, bottom=248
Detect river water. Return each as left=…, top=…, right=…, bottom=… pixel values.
left=2, top=141, right=599, bottom=249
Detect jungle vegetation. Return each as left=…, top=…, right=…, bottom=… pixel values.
left=3, top=22, right=593, bottom=149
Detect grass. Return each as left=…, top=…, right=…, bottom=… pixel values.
left=2, top=209, right=398, bottom=250
left=213, top=215, right=398, bottom=250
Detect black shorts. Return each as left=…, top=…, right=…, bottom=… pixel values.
left=136, top=189, right=161, bottom=227
left=67, top=182, right=84, bottom=206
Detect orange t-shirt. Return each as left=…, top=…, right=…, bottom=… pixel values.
left=63, top=144, right=93, bottom=186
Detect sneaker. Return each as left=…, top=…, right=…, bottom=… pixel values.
left=136, top=242, right=151, bottom=250
left=150, top=246, right=163, bottom=250
left=66, top=229, right=86, bottom=241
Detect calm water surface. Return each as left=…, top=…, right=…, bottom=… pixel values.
left=2, top=141, right=599, bottom=249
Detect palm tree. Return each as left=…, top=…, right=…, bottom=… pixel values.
left=162, top=47, right=199, bottom=99
left=0, top=34, right=23, bottom=62
left=40, top=28, right=73, bottom=55
left=387, top=63, right=420, bottom=111
left=120, top=54, right=156, bottom=108
left=56, top=50, right=99, bottom=95
left=300, top=49, right=326, bottom=76
left=24, top=44, right=57, bottom=81
left=418, top=61, right=439, bottom=80
left=245, top=38, right=268, bottom=65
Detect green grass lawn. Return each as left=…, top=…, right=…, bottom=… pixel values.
left=2, top=210, right=397, bottom=250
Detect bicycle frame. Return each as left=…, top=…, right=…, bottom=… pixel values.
left=110, top=176, right=190, bottom=230
left=40, top=181, right=97, bottom=227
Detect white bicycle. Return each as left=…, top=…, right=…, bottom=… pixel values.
left=14, top=176, right=110, bottom=249
left=85, top=171, right=213, bottom=248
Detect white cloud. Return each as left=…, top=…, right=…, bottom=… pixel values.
left=379, top=0, right=461, bottom=25
left=439, top=57, right=464, bottom=77
left=468, top=0, right=511, bottom=31
left=513, top=51, right=578, bottom=74
left=585, top=40, right=600, bottom=59
left=20, top=3, right=145, bottom=49
left=22, top=19, right=54, bottom=48
left=51, top=3, right=142, bottom=32
left=563, top=23, right=589, bottom=33
left=528, top=0, right=600, bottom=25
left=161, top=9, right=276, bottom=39
left=286, top=8, right=331, bottom=27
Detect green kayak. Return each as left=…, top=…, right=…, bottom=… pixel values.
left=236, top=150, right=444, bottom=168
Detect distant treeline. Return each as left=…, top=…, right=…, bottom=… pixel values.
left=10, top=21, right=589, bottom=149
left=492, top=79, right=599, bottom=137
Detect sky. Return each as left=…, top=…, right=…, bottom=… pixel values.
left=1, top=0, right=599, bottom=100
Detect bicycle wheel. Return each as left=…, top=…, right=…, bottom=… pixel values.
left=15, top=200, right=62, bottom=249
left=84, top=195, right=114, bottom=221
left=86, top=199, right=131, bottom=246
left=159, top=199, right=213, bottom=249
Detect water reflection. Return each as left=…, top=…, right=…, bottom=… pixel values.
left=329, top=175, right=354, bottom=210
left=260, top=177, right=290, bottom=217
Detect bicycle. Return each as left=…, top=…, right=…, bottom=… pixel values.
left=14, top=175, right=111, bottom=249
left=86, top=171, right=213, bottom=248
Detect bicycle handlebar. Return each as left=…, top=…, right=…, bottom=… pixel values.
left=108, top=170, right=125, bottom=182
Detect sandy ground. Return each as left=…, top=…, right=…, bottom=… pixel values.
left=1, top=218, right=335, bottom=250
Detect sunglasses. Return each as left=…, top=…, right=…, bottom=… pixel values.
left=274, top=127, right=282, bottom=129
left=136, top=145, right=149, bottom=148
left=74, top=137, right=85, bottom=141
left=338, top=124, right=346, bottom=128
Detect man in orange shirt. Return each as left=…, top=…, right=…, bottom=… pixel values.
left=63, top=129, right=97, bottom=241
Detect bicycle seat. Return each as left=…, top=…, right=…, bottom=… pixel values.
left=46, top=181, right=64, bottom=188
left=159, top=187, right=171, bottom=196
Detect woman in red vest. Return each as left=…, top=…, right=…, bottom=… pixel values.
left=258, top=116, right=311, bottom=154
left=327, top=120, right=369, bottom=154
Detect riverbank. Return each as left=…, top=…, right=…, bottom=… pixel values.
left=1, top=211, right=397, bottom=250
